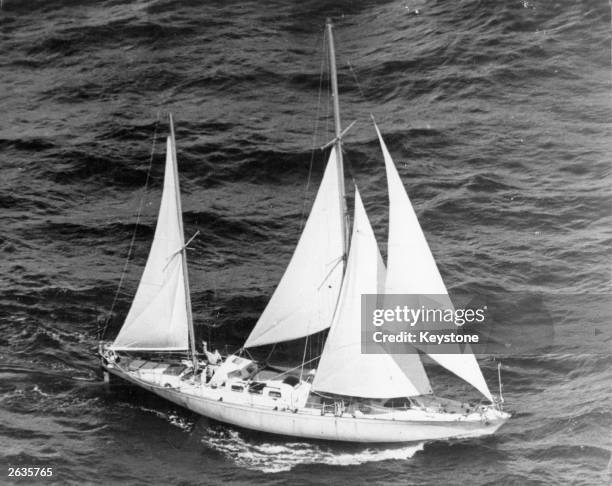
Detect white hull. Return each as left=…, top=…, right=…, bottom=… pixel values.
left=103, top=364, right=509, bottom=444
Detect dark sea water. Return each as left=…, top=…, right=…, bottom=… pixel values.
left=1, top=0, right=611, bottom=484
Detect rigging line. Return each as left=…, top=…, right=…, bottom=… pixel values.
left=100, top=111, right=161, bottom=341
left=298, top=29, right=328, bottom=233
left=271, top=354, right=320, bottom=380
left=243, top=347, right=256, bottom=362
left=342, top=61, right=372, bottom=183
left=162, top=230, right=201, bottom=271
left=342, top=149, right=356, bottom=183
left=308, top=331, right=312, bottom=370
left=316, top=255, right=343, bottom=290
left=299, top=335, right=309, bottom=381
left=263, top=343, right=276, bottom=365
left=294, top=31, right=326, bottom=377
left=347, top=59, right=369, bottom=104
left=326, top=46, right=332, bottom=152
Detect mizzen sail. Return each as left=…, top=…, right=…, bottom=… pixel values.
left=312, top=188, right=432, bottom=398
left=244, top=150, right=345, bottom=348
left=111, top=136, right=190, bottom=351
left=375, top=123, right=493, bottom=401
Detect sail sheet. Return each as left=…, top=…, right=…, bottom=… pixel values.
left=312, top=188, right=432, bottom=398
left=244, top=150, right=345, bottom=348
left=111, top=136, right=190, bottom=351
left=375, top=124, right=493, bottom=401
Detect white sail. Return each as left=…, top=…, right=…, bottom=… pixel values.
left=111, top=137, right=190, bottom=351
left=375, top=124, right=493, bottom=402
left=312, top=188, right=432, bottom=398
left=244, top=150, right=345, bottom=348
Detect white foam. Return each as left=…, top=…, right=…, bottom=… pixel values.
left=135, top=405, right=194, bottom=432
left=32, top=384, right=50, bottom=397
left=147, top=409, right=426, bottom=472
left=199, top=426, right=425, bottom=473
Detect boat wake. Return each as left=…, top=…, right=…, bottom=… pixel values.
left=199, top=426, right=425, bottom=473
left=133, top=405, right=194, bottom=432
left=129, top=407, right=427, bottom=472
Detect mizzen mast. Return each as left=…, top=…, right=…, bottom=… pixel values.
left=326, top=18, right=350, bottom=261
left=169, top=114, right=198, bottom=371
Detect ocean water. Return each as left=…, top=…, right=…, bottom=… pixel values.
left=1, top=0, right=611, bottom=484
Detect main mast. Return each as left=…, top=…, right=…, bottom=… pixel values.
left=169, top=114, right=198, bottom=371
left=326, top=18, right=350, bottom=260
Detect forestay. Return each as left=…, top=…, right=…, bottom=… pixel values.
left=375, top=124, right=493, bottom=401
left=244, top=150, right=345, bottom=348
left=312, top=188, right=432, bottom=398
left=111, top=137, right=190, bottom=351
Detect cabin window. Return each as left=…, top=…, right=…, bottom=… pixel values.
left=230, top=385, right=244, bottom=392
left=268, top=390, right=282, bottom=399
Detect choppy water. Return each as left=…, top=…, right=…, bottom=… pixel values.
left=1, top=0, right=611, bottom=484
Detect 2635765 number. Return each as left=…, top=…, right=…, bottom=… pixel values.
left=8, top=467, right=53, bottom=477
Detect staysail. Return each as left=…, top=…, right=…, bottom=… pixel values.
left=111, top=136, right=190, bottom=351
left=312, top=188, right=432, bottom=398
left=375, top=123, right=494, bottom=401
left=244, top=149, right=345, bottom=348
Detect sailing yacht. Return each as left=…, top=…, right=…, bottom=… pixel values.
left=99, top=20, right=510, bottom=443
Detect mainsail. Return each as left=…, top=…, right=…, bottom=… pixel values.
left=375, top=123, right=494, bottom=401
left=111, top=136, right=190, bottom=351
left=312, top=188, right=432, bottom=398
left=244, top=150, right=345, bottom=348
